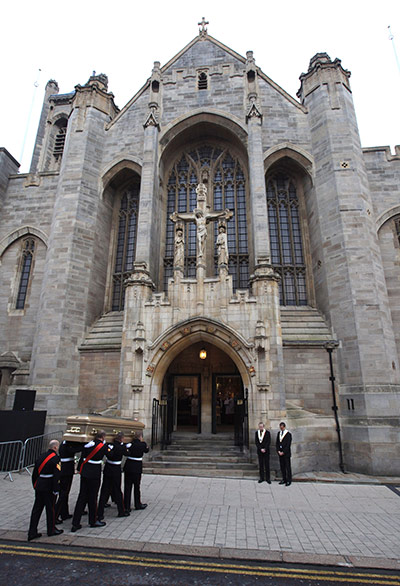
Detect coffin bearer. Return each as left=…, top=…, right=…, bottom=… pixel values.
left=27, top=439, right=63, bottom=541
left=124, top=431, right=149, bottom=511
left=55, top=440, right=82, bottom=523
left=276, top=422, right=292, bottom=486
left=97, top=432, right=130, bottom=520
left=71, top=430, right=108, bottom=532
left=255, top=422, right=271, bottom=484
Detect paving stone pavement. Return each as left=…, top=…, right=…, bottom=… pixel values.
left=1, top=472, right=399, bottom=568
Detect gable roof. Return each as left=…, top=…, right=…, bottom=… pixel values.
left=106, top=33, right=304, bottom=130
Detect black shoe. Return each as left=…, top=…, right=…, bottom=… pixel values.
left=27, top=533, right=42, bottom=541
left=135, top=504, right=147, bottom=510
left=118, top=511, right=130, bottom=517
left=71, top=524, right=82, bottom=533
left=90, top=520, right=106, bottom=528
left=48, top=528, right=63, bottom=537
left=55, top=518, right=63, bottom=525
left=62, top=514, right=73, bottom=520
left=258, top=479, right=264, bottom=483
left=286, top=482, right=292, bottom=486
left=82, top=510, right=88, bottom=515
left=279, top=480, right=286, bottom=485
left=104, top=503, right=111, bottom=508
left=267, top=480, right=271, bottom=484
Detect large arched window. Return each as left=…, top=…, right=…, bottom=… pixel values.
left=164, top=145, right=249, bottom=291
left=266, top=172, right=307, bottom=305
left=111, top=183, right=140, bottom=310
left=395, top=216, right=400, bottom=246
left=16, top=238, right=35, bottom=309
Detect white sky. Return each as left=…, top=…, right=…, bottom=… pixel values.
left=2, top=0, right=400, bottom=172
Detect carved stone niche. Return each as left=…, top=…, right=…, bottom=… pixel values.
left=132, top=385, right=143, bottom=393
left=257, top=384, right=270, bottom=393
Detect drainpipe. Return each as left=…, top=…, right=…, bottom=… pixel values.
left=325, top=342, right=345, bottom=473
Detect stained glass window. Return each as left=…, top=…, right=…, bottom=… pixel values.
left=266, top=172, right=307, bottom=305
left=395, top=216, right=400, bottom=246
left=16, top=238, right=35, bottom=309
left=164, top=146, right=249, bottom=291
left=112, top=183, right=140, bottom=310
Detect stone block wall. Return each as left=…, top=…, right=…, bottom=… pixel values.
left=78, top=350, right=121, bottom=413
left=283, top=346, right=333, bottom=415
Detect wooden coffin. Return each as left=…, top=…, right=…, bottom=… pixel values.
left=63, top=414, right=145, bottom=444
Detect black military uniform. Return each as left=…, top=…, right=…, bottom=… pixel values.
left=124, top=437, right=149, bottom=511
left=55, top=440, right=82, bottom=522
left=28, top=447, right=62, bottom=540
left=71, top=437, right=108, bottom=530
left=255, top=427, right=271, bottom=483
left=97, top=438, right=129, bottom=520
left=276, top=426, right=292, bottom=485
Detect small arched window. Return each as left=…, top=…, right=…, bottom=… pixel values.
left=16, top=238, right=35, bottom=309
left=198, top=71, right=208, bottom=90
left=53, top=118, right=68, bottom=161
left=111, top=183, right=140, bottom=310
left=266, top=172, right=307, bottom=305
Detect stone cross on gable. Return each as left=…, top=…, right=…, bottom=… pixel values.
left=170, top=183, right=232, bottom=261
left=198, top=17, right=209, bottom=37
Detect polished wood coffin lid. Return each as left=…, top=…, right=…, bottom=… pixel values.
left=64, top=414, right=145, bottom=443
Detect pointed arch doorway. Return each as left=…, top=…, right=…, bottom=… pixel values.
left=162, top=340, right=244, bottom=437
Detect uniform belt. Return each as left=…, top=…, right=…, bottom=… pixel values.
left=39, top=474, right=53, bottom=478
left=61, top=458, right=74, bottom=462
left=127, top=457, right=142, bottom=461
left=106, top=459, right=122, bottom=465
left=88, top=459, right=103, bottom=464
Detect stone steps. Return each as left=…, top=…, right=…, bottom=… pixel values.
left=146, top=433, right=258, bottom=478
left=79, top=307, right=335, bottom=350
left=280, top=307, right=334, bottom=343
left=80, top=312, right=123, bottom=349
left=143, top=467, right=259, bottom=479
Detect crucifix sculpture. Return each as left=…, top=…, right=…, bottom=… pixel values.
left=198, top=17, right=209, bottom=36
left=170, top=183, right=233, bottom=262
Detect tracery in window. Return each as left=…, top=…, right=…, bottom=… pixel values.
left=164, top=145, right=249, bottom=291
left=111, top=183, right=140, bottom=310
left=266, top=172, right=307, bottom=306
left=198, top=71, right=208, bottom=90
left=53, top=118, right=67, bottom=161
left=394, top=216, right=400, bottom=246
left=16, top=238, right=35, bottom=309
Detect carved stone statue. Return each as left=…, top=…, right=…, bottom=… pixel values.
left=174, top=223, right=185, bottom=269
left=216, top=222, right=229, bottom=266
left=170, top=183, right=232, bottom=260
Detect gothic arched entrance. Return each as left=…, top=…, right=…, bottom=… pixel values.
left=162, top=340, right=244, bottom=436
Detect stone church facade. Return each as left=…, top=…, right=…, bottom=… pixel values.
left=1, top=24, right=399, bottom=475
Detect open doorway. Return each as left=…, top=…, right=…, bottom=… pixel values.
left=168, top=374, right=201, bottom=433
left=212, top=374, right=243, bottom=433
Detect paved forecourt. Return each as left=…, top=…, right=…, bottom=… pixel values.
left=0, top=472, right=399, bottom=570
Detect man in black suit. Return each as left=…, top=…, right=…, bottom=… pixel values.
left=71, top=430, right=108, bottom=532
left=276, top=421, right=292, bottom=486
left=27, top=439, right=63, bottom=541
left=55, top=440, right=82, bottom=523
left=124, top=431, right=149, bottom=511
left=97, top=432, right=130, bottom=521
left=255, top=422, right=271, bottom=484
